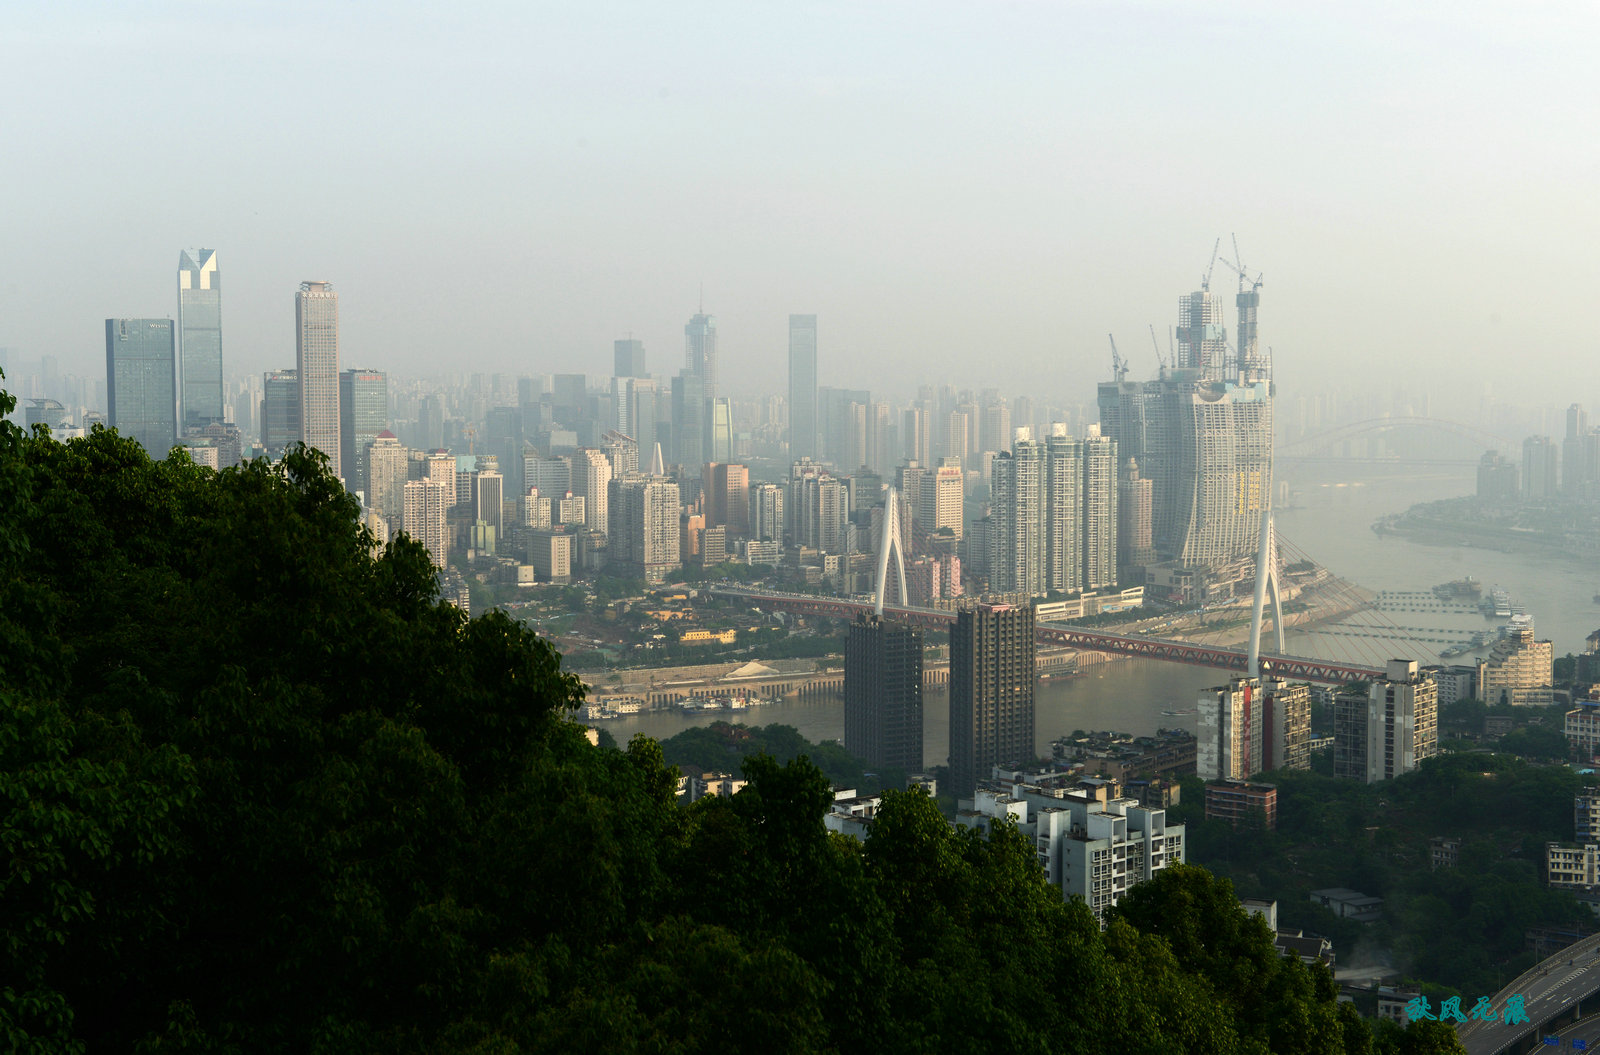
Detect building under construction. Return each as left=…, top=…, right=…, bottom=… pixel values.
left=1097, top=241, right=1274, bottom=571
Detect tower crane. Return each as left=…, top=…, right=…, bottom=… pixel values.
left=1149, top=324, right=1167, bottom=369
left=1108, top=334, right=1128, bottom=382
left=1220, top=233, right=1263, bottom=293
left=1200, top=237, right=1221, bottom=292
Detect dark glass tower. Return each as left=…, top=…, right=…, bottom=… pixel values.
left=261, top=369, right=300, bottom=458
left=788, top=314, right=817, bottom=461
left=844, top=614, right=924, bottom=771
left=178, top=249, right=223, bottom=432
left=105, top=318, right=177, bottom=457
left=339, top=369, right=388, bottom=494
left=948, top=603, right=1035, bottom=798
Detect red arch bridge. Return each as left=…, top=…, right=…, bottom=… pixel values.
left=708, top=587, right=1385, bottom=685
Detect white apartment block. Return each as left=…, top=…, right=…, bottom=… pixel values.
left=959, top=782, right=1185, bottom=919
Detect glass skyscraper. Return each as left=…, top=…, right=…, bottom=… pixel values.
left=295, top=281, right=340, bottom=478
left=788, top=314, right=817, bottom=461
left=339, top=369, right=388, bottom=494
left=105, top=318, right=177, bottom=457
left=177, top=249, right=223, bottom=432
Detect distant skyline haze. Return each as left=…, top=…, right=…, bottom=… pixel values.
left=2, top=2, right=1596, bottom=408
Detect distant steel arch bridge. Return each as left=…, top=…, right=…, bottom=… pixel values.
left=1279, top=416, right=1511, bottom=459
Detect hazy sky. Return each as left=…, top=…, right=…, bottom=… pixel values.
left=4, top=1, right=1597, bottom=408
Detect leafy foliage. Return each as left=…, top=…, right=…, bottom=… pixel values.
left=0, top=395, right=1408, bottom=1052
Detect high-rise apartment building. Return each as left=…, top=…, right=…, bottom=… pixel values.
left=748, top=482, right=785, bottom=542
left=990, top=431, right=1045, bottom=596
left=525, top=454, right=571, bottom=502
left=602, top=431, right=640, bottom=478
left=365, top=431, right=409, bottom=525
left=609, top=474, right=681, bottom=582
left=1262, top=680, right=1312, bottom=772
left=1117, top=458, right=1156, bottom=571
left=1522, top=435, right=1560, bottom=501
left=340, top=369, right=387, bottom=495
left=949, top=603, right=1036, bottom=798
left=1364, top=659, right=1438, bottom=783
left=1197, top=677, right=1263, bottom=782
left=923, top=459, right=964, bottom=538
left=402, top=478, right=450, bottom=568
left=572, top=448, right=613, bottom=536
left=613, top=338, right=647, bottom=378
left=177, top=249, right=223, bottom=432
left=1042, top=427, right=1081, bottom=596
left=844, top=614, right=924, bottom=771
left=1081, top=424, right=1117, bottom=589
left=789, top=314, right=818, bottom=461
left=260, top=369, right=299, bottom=457
left=1565, top=404, right=1592, bottom=498
left=295, top=281, right=340, bottom=478
left=105, top=318, right=177, bottom=457
left=424, top=450, right=457, bottom=507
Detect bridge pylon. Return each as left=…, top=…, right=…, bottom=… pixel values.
left=1247, top=504, right=1285, bottom=679
left=874, top=486, right=908, bottom=617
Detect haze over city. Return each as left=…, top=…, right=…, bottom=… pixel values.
left=5, top=1, right=1598, bottom=406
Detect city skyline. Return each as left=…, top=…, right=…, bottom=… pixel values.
left=4, top=5, right=1598, bottom=409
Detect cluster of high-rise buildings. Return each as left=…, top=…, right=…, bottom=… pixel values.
left=1478, top=403, right=1600, bottom=503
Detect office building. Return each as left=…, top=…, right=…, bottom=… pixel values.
left=340, top=369, right=388, bottom=494
left=526, top=453, right=571, bottom=501
left=295, top=281, right=340, bottom=477
left=704, top=462, right=750, bottom=538
left=789, top=314, right=818, bottom=461
left=1365, top=659, right=1438, bottom=783
left=1523, top=436, right=1560, bottom=501
left=609, top=474, right=681, bottom=582
left=176, top=249, right=223, bottom=432
left=528, top=528, right=573, bottom=583
left=844, top=614, right=924, bottom=772
left=402, top=478, right=450, bottom=568
left=949, top=603, right=1036, bottom=798
left=105, top=318, right=177, bottom=457
left=365, top=431, right=409, bottom=524
left=613, top=338, right=646, bottom=378
left=602, top=430, right=639, bottom=477
left=685, top=312, right=717, bottom=389
left=475, top=467, right=504, bottom=551
left=260, top=370, right=299, bottom=457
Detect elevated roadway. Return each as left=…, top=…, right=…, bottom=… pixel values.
left=708, top=586, right=1386, bottom=685
left=1457, top=931, right=1600, bottom=1054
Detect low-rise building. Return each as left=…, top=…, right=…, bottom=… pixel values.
left=1205, top=780, right=1278, bottom=829
left=1479, top=627, right=1555, bottom=707
left=1568, top=701, right=1600, bottom=761
left=1548, top=842, right=1600, bottom=890
left=1430, top=836, right=1461, bottom=870
left=1309, top=887, right=1383, bottom=923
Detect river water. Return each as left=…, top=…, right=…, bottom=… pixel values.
left=605, top=465, right=1600, bottom=766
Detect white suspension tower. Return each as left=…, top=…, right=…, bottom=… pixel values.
left=1246, top=502, right=1285, bottom=679
left=874, top=486, right=909, bottom=617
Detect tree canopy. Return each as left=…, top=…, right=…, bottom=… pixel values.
left=0, top=392, right=1460, bottom=1053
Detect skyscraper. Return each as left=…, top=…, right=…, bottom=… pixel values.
left=704, top=462, right=750, bottom=538
left=1081, top=424, right=1118, bottom=589
left=572, top=448, right=613, bottom=536
left=609, top=474, right=681, bottom=582
left=844, top=614, right=924, bottom=771
left=990, top=430, right=1044, bottom=596
left=789, top=314, right=818, bottom=461
left=685, top=312, right=717, bottom=388
left=340, top=369, right=388, bottom=495
left=1197, top=676, right=1263, bottom=782
left=402, top=479, right=450, bottom=568
left=1043, top=426, right=1082, bottom=596
left=949, top=602, right=1035, bottom=798
left=613, top=338, right=646, bottom=378
left=296, top=281, right=340, bottom=478
left=1117, top=458, right=1156, bottom=571
left=177, top=249, right=222, bottom=432
left=260, top=369, right=299, bottom=457
left=105, top=318, right=177, bottom=457
left=365, top=431, right=409, bottom=525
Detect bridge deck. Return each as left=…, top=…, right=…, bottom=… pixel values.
left=710, top=587, right=1384, bottom=684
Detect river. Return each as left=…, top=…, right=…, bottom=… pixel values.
left=604, top=464, right=1600, bottom=766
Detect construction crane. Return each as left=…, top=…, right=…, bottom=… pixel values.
left=1108, top=334, right=1128, bottom=382
left=1201, top=237, right=1221, bottom=292
left=1220, top=233, right=1263, bottom=293
left=1149, top=324, right=1167, bottom=370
